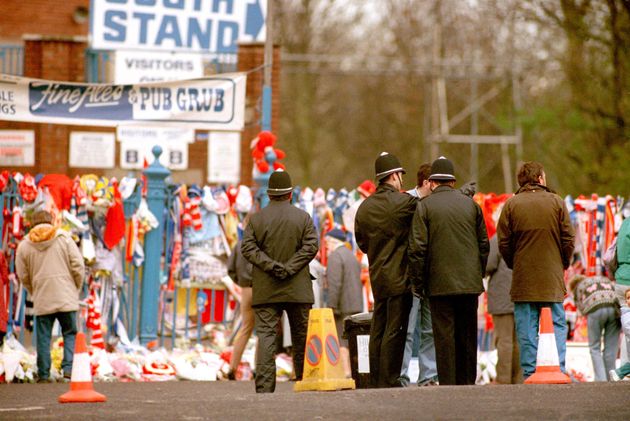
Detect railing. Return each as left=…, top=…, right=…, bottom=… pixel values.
left=0, top=45, right=24, bottom=75
left=1, top=161, right=236, bottom=352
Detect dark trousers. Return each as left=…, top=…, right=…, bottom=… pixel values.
left=369, top=292, right=412, bottom=388
left=429, top=294, right=478, bottom=385
left=492, top=313, right=523, bottom=384
left=253, top=302, right=311, bottom=393
left=36, top=311, right=77, bottom=380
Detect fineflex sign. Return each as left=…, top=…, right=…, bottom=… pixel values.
left=90, top=0, right=266, bottom=53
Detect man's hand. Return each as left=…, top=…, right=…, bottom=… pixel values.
left=412, top=283, right=424, bottom=299
left=272, top=264, right=290, bottom=280
left=460, top=181, right=477, bottom=198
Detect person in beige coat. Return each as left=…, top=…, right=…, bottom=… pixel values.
left=16, top=210, right=84, bottom=382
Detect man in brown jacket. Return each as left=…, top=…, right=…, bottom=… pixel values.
left=496, top=162, right=575, bottom=380
left=16, top=210, right=84, bottom=382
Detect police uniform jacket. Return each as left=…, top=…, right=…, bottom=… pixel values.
left=496, top=183, right=574, bottom=303
left=241, top=200, right=318, bottom=306
left=354, top=183, right=417, bottom=300
left=408, top=185, right=489, bottom=297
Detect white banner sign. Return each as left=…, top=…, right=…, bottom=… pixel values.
left=0, top=73, right=246, bottom=130
left=91, top=0, right=267, bottom=53
left=117, top=126, right=195, bottom=143
left=114, top=50, right=204, bottom=84
left=69, top=132, right=116, bottom=168
left=0, top=130, right=35, bottom=166
left=208, top=131, right=240, bottom=184
left=120, top=139, right=188, bottom=170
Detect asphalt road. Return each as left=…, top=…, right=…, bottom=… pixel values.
left=1, top=380, right=629, bottom=420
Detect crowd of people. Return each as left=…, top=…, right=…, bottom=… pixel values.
left=232, top=153, right=630, bottom=393
left=7, top=152, right=630, bottom=392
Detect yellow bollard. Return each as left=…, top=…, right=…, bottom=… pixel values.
left=294, top=308, right=356, bottom=392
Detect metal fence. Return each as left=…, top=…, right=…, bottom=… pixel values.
left=0, top=46, right=238, bottom=81
left=0, top=45, right=24, bottom=75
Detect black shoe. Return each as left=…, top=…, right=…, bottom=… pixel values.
left=227, top=370, right=236, bottom=381
left=418, top=376, right=439, bottom=387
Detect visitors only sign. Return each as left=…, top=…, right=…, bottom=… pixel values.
left=90, top=0, right=267, bottom=53
left=0, top=72, right=246, bottom=130
left=114, top=50, right=204, bottom=84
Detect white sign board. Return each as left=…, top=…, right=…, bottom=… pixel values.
left=117, top=126, right=195, bottom=144
left=69, top=132, right=116, bottom=168
left=120, top=139, right=188, bottom=170
left=91, top=0, right=267, bottom=53
left=115, top=50, right=204, bottom=84
left=0, top=130, right=35, bottom=166
left=357, top=335, right=370, bottom=374
left=208, top=131, right=240, bottom=184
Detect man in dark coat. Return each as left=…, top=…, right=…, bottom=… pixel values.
left=496, top=161, right=575, bottom=380
left=241, top=170, right=319, bottom=393
left=486, top=235, right=522, bottom=384
left=400, top=163, right=439, bottom=387
left=408, top=157, right=489, bottom=385
left=355, top=152, right=417, bottom=388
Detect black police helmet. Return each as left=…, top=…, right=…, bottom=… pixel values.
left=428, top=156, right=456, bottom=181
left=375, top=152, right=406, bottom=181
left=267, top=170, right=293, bottom=196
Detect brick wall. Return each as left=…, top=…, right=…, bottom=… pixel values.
left=0, top=37, right=105, bottom=177
left=0, top=0, right=90, bottom=44
left=0, top=7, right=280, bottom=188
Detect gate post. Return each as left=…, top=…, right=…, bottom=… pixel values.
left=139, top=146, right=170, bottom=346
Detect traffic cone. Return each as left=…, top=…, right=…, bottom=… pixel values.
left=58, top=332, right=107, bottom=403
left=294, top=308, right=355, bottom=392
left=524, top=307, right=571, bottom=384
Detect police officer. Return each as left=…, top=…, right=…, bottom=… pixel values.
left=408, top=157, right=489, bottom=385
left=355, top=152, right=417, bottom=388
left=241, top=170, right=319, bottom=393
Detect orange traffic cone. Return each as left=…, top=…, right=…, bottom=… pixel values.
left=524, top=307, right=571, bottom=384
left=58, top=332, right=107, bottom=403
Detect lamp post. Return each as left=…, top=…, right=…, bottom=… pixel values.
left=261, top=0, right=273, bottom=131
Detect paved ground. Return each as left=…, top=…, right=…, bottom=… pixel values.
left=1, top=380, right=629, bottom=420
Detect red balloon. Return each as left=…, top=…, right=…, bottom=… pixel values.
left=257, top=161, right=270, bottom=173
left=274, top=148, right=286, bottom=160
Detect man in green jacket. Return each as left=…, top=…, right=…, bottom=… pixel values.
left=614, top=209, right=630, bottom=306
left=241, top=170, right=319, bottom=393
left=497, top=161, right=575, bottom=380
left=16, top=210, right=84, bottom=383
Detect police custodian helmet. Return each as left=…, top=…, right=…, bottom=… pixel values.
left=375, top=152, right=406, bottom=181
left=428, top=156, right=456, bottom=181
left=267, top=170, right=293, bottom=195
